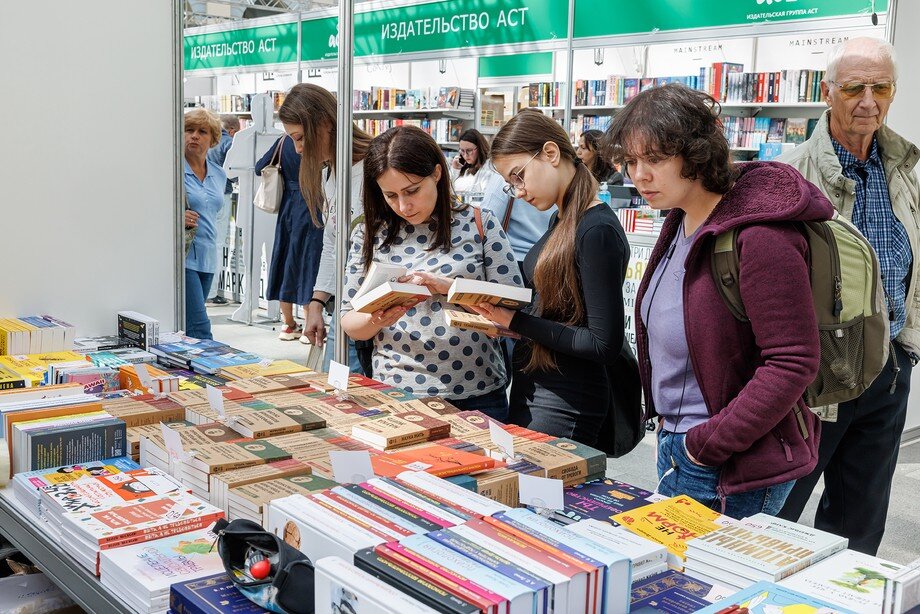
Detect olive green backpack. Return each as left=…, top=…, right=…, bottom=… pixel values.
left=711, top=213, right=890, bottom=413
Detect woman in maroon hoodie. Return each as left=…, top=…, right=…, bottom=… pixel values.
left=604, top=84, right=834, bottom=518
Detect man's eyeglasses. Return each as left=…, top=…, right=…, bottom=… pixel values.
left=502, top=151, right=540, bottom=197
left=830, top=80, right=896, bottom=99
left=459, top=147, right=477, bottom=156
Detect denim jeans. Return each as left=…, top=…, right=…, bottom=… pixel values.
left=656, top=430, right=795, bottom=519
left=185, top=268, right=214, bottom=340
left=322, top=316, right=363, bottom=374
left=449, top=387, right=509, bottom=422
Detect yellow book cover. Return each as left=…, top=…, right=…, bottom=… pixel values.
left=219, top=360, right=313, bottom=380
left=0, top=351, right=87, bottom=385
left=612, top=495, right=727, bottom=565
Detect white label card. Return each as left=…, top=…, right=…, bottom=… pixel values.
left=134, top=363, right=154, bottom=392
left=328, top=360, right=350, bottom=391
left=518, top=473, right=564, bottom=511
left=206, top=385, right=226, bottom=419
left=329, top=450, right=374, bottom=484
left=160, top=423, right=188, bottom=463
left=489, top=420, right=515, bottom=459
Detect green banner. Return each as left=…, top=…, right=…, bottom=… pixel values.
left=184, top=23, right=298, bottom=71
left=574, top=0, right=888, bottom=39
left=479, top=52, right=553, bottom=78
left=300, top=0, right=568, bottom=62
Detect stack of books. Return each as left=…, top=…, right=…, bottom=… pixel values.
left=0, top=316, right=75, bottom=356
left=316, top=556, right=438, bottom=614
left=684, top=513, right=849, bottom=590
left=208, top=457, right=314, bottom=514
left=99, top=528, right=225, bottom=614
left=73, top=335, right=136, bottom=353
left=0, top=351, right=88, bottom=386
left=228, top=473, right=337, bottom=525
left=568, top=518, right=668, bottom=582
left=117, top=311, right=160, bottom=350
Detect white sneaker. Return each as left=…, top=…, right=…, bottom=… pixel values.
left=278, top=324, right=302, bottom=341
left=299, top=334, right=311, bottom=345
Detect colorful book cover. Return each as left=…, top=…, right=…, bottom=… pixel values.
left=555, top=477, right=654, bottom=524
left=778, top=549, right=901, bottom=612
left=696, top=580, right=858, bottom=613
left=632, top=570, right=734, bottom=608
left=170, top=572, right=269, bottom=613
left=370, top=444, right=495, bottom=478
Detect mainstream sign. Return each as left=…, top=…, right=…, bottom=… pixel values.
left=185, top=22, right=298, bottom=71
left=574, top=0, right=889, bottom=39
left=301, top=0, right=568, bottom=62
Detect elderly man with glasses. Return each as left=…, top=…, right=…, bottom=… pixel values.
left=778, top=37, right=920, bottom=555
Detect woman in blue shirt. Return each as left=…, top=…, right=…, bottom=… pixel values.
left=183, top=109, right=227, bottom=340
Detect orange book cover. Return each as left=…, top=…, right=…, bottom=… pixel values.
left=370, top=444, right=498, bottom=478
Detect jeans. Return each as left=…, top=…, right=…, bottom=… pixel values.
left=207, top=192, right=233, bottom=300
left=449, top=387, right=509, bottom=422
left=656, top=430, right=795, bottom=519
left=185, top=268, right=214, bottom=340
left=322, top=315, right=363, bottom=374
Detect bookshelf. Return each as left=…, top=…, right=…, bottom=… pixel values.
left=353, top=108, right=475, bottom=120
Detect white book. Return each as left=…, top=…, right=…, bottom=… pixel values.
left=265, top=494, right=386, bottom=563
left=365, top=477, right=468, bottom=526
left=779, top=549, right=902, bottom=613
left=396, top=471, right=511, bottom=517
left=351, top=281, right=431, bottom=314
left=447, top=278, right=532, bottom=310
left=315, top=556, right=438, bottom=614
left=354, top=261, right=409, bottom=299
left=568, top=518, right=667, bottom=572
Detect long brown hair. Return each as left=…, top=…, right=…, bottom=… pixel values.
left=582, top=129, right=617, bottom=182
left=361, top=126, right=461, bottom=272
left=278, top=83, right=374, bottom=227
left=491, top=112, right=598, bottom=373
left=457, top=129, right=490, bottom=177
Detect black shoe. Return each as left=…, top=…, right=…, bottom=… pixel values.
left=210, top=296, right=229, bottom=305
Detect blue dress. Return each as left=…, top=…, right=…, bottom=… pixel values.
left=256, top=137, right=324, bottom=305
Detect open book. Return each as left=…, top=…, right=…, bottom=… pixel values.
left=447, top=278, right=532, bottom=310
left=351, top=262, right=431, bottom=314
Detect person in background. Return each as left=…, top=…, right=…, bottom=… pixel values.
left=474, top=111, right=629, bottom=446
left=450, top=129, right=508, bottom=212
left=341, top=126, right=522, bottom=419
left=606, top=83, right=832, bottom=518
left=256, top=135, right=324, bottom=343
left=183, top=109, right=227, bottom=340
left=578, top=129, right=624, bottom=186
left=205, top=114, right=240, bottom=305
left=777, top=37, right=919, bottom=554
left=279, top=84, right=372, bottom=371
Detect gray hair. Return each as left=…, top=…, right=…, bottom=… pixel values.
left=825, top=37, right=898, bottom=82
left=220, top=114, right=241, bottom=131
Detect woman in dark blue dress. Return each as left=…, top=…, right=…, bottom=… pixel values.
left=256, top=136, right=324, bottom=342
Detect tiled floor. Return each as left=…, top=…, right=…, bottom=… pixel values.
left=209, top=303, right=920, bottom=565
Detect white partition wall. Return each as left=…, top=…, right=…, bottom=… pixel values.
left=0, top=1, right=181, bottom=336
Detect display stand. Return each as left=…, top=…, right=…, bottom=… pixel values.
left=225, top=93, right=283, bottom=326
left=0, top=490, right=134, bottom=614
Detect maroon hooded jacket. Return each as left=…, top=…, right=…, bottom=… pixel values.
left=635, top=162, right=834, bottom=496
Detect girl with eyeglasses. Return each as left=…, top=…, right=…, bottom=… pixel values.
left=340, top=126, right=523, bottom=419
left=470, top=111, right=631, bottom=446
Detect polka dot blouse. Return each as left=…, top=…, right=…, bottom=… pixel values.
left=341, top=206, right=523, bottom=400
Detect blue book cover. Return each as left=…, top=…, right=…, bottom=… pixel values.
left=170, top=573, right=269, bottom=613
left=631, top=587, right=712, bottom=613
left=696, top=580, right=858, bottom=614
left=190, top=352, right=262, bottom=374
left=759, top=142, right=786, bottom=161
left=555, top=478, right=654, bottom=524
left=429, top=529, right=550, bottom=612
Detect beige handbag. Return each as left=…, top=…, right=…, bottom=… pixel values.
left=253, top=137, right=285, bottom=214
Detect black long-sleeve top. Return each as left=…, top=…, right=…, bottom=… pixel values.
left=509, top=204, right=629, bottom=367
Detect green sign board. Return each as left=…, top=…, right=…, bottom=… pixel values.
left=300, top=0, right=568, bottom=62
left=184, top=22, right=298, bottom=71
left=574, top=0, right=888, bottom=39
left=479, top=52, right=554, bottom=78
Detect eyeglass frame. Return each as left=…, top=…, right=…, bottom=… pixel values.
left=502, top=150, right=541, bottom=197
left=458, top=145, right=478, bottom=156
left=828, top=80, right=897, bottom=99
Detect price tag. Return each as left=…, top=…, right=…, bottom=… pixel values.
left=329, top=450, right=374, bottom=484
left=518, top=474, right=564, bottom=512
left=160, top=423, right=189, bottom=463
left=328, top=360, right=350, bottom=392
left=489, top=420, right=515, bottom=460
left=206, top=385, right=226, bottom=420
left=134, top=363, right=154, bottom=393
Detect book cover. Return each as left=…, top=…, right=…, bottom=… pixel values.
left=315, top=555, right=440, bottom=614
left=785, top=118, right=808, bottom=145
left=370, top=443, right=495, bottom=478
left=696, top=580, right=858, bottom=613
left=612, top=496, right=727, bottom=565
left=555, top=477, right=654, bottom=524
left=41, top=467, right=185, bottom=516
left=170, top=572, right=269, bottom=613
left=447, top=279, right=532, bottom=310
left=351, top=282, right=430, bottom=314
left=778, top=549, right=901, bottom=612
left=443, top=309, right=516, bottom=338
left=687, top=513, right=848, bottom=581
left=351, top=415, right=430, bottom=450
left=632, top=569, right=734, bottom=605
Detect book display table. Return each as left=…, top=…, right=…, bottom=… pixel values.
left=0, top=489, right=135, bottom=614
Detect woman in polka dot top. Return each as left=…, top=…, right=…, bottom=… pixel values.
left=340, top=126, right=523, bottom=420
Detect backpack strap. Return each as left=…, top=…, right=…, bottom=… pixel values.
left=711, top=228, right=749, bottom=322
left=501, top=196, right=514, bottom=232
left=472, top=206, right=485, bottom=241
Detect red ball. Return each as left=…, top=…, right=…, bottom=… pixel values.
left=250, top=559, right=271, bottom=580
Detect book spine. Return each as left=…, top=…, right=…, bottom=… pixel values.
left=342, top=484, right=445, bottom=531
left=360, top=483, right=455, bottom=527
left=307, top=493, right=405, bottom=540
left=96, top=511, right=224, bottom=549
left=316, top=491, right=416, bottom=537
